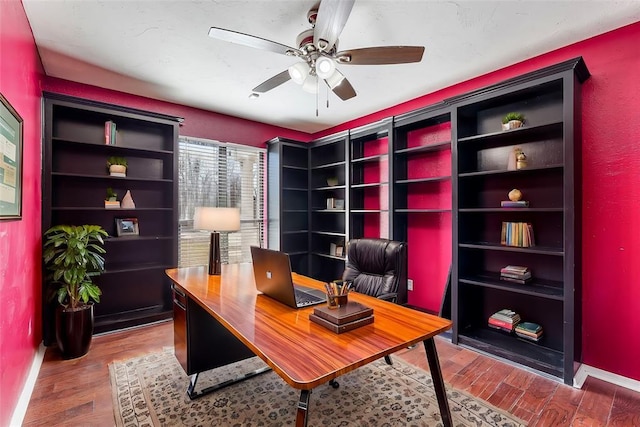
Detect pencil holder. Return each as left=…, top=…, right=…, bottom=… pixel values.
left=326, top=293, right=348, bottom=309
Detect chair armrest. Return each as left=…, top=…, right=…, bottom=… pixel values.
left=376, top=292, right=398, bottom=303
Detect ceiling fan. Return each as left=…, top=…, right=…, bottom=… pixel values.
left=207, top=0, right=425, bottom=101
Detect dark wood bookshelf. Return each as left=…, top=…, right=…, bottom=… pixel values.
left=42, top=92, right=180, bottom=341
left=449, top=57, right=590, bottom=385
left=266, top=137, right=310, bottom=276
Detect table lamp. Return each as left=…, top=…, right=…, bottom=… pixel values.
left=193, top=207, right=241, bottom=275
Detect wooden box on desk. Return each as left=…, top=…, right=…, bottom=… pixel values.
left=310, top=301, right=374, bottom=333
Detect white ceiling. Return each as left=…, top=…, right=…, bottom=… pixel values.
left=23, top=1, right=640, bottom=134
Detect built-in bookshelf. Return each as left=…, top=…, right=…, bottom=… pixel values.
left=392, top=105, right=452, bottom=309
left=42, top=93, right=180, bottom=343
left=348, top=119, right=392, bottom=240
left=449, top=57, right=590, bottom=385
left=266, top=137, right=309, bottom=275
left=309, top=132, right=348, bottom=282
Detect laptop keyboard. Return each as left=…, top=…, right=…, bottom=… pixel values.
left=295, top=289, right=323, bottom=305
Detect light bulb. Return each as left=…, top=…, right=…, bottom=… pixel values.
left=288, top=62, right=310, bottom=84
left=315, top=56, right=336, bottom=80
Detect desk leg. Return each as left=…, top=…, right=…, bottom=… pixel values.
left=186, top=366, right=272, bottom=400
left=423, top=338, right=452, bottom=427
left=295, top=389, right=311, bottom=427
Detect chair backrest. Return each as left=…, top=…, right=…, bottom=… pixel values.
left=342, top=238, right=408, bottom=304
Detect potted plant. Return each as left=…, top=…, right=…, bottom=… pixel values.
left=502, top=112, right=525, bottom=130
left=106, top=187, right=118, bottom=202
left=107, top=156, right=127, bottom=176
left=43, top=224, right=108, bottom=359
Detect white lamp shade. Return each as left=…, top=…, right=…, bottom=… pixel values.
left=193, top=207, right=240, bottom=232
left=302, top=73, right=318, bottom=93
left=315, top=56, right=336, bottom=80
left=288, top=62, right=310, bottom=84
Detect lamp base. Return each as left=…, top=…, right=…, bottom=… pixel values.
left=209, top=232, right=221, bottom=275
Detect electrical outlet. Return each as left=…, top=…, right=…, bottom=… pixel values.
left=407, top=279, right=414, bottom=291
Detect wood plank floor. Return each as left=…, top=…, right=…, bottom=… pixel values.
left=23, top=320, right=640, bottom=426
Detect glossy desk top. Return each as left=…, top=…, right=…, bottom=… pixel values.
left=166, top=264, right=452, bottom=390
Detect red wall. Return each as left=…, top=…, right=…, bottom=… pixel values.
left=313, top=22, right=640, bottom=382
left=0, top=1, right=44, bottom=424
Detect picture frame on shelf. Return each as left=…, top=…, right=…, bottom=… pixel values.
left=0, top=93, right=24, bottom=220
left=115, top=217, right=139, bottom=236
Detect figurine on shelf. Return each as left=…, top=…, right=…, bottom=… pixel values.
left=516, top=149, right=528, bottom=170
left=121, top=190, right=136, bottom=209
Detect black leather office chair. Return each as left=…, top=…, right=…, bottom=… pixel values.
left=342, top=238, right=408, bottom=305
left=342, top=238, right=408, bottom=366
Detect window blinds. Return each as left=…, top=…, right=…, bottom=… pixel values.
left=178, top=136, right=265, bottom=267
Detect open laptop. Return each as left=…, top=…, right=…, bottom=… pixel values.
left=250, top=246, right=326, bottom=308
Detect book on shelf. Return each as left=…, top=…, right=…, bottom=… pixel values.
left=501, top=222, right=535, bottom=247
left=109, top=172, right=126, bottom=177
left=490, top=309, right=521, bottom=324
left=515, top=322, right=543, bottom=341
left=488, top=317, right=518, bottom=331
left=501, top=200, right=530, bottom=208
left=500, top=271, right=531, bottom=280
left=500, top=265, right=529, bottom=274
left=104, top=200, right=121, bottom=209
left=104, top=120, right=117, bottom=145
left=500, top=276, right=532, bottom=285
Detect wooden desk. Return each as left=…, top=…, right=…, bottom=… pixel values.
left=166, top=264, right=453, bottom=427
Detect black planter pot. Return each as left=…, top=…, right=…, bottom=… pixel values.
left=55, top=304, right=94, bottom=359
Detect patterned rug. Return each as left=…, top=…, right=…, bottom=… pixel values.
left=109, top=348, right=525, bottom=426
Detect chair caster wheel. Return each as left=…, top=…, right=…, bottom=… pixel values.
left=329, top=379, right=339, bottom=389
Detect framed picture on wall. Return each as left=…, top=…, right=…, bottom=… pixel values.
left=115, top=217, right=139, bottom=236
left=0, top=93, right=24, bottom=220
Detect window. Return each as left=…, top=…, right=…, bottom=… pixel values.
left=178, top=136, right=265, bottom=267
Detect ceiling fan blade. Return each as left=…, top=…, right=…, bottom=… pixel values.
left=252, top=70, right=291, bottom=93
left=324, top=69, right=356, bottom=100
left=208, top=27, right=300, bottom=56
left=336, top=46, right=425, bottom=65
left=313, top=0, right=355, bottom=52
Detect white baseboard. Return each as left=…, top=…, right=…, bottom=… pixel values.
left=9, top=342, right=46, bottom=426
left=574, top=363, right=640, bottom=392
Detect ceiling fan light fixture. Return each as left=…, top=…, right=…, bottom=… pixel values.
left=288, top=62, right=310, bottom=84
left=315, top=56, right=336, bottom=79
left=302, top=74, right=319, bottom=94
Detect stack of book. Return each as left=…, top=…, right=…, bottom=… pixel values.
left=500, top=265, right=532, bottom=284
left=500, top=221, right=535, bottom=247
left=515, top=322, right=544, bottom=342
left=104, top=200, right=121, bottom=209
left=309, top=301, right=373, bottom=334
left=488, top=309, right=520, bottom=333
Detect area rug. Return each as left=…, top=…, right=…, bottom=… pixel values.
left=109, top=348, right=525, bottom=427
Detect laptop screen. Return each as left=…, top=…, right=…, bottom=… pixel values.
left=250, top=246, right=299, bottom=308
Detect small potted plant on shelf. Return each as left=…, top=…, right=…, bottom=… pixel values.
left=105, top=187, right=120, bottom=208
left=502, top=112, right=525, bottom=131
left=106, top=187, right=117, bottom=201
left=107, top=156, right=127, bottom=177
left=43, top=224, right=108, bottom=359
